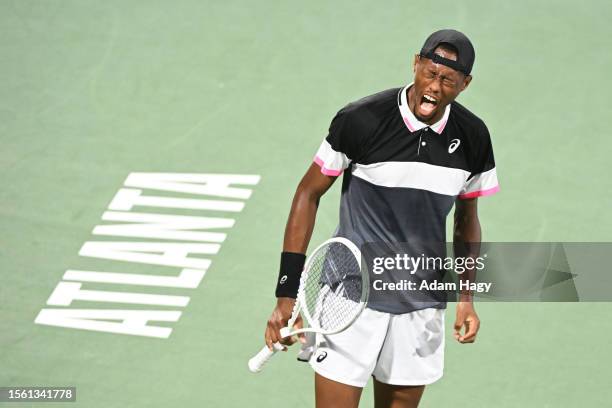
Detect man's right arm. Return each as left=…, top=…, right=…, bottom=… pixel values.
left=264, top=162, right=339, bottom=349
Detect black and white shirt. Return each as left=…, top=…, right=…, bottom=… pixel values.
left=314, top=84, right=499, bottom=314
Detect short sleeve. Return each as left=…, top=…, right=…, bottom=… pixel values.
left=458, top=124, right=500, bottom=199
left=313, top=107, right=365, bottom=176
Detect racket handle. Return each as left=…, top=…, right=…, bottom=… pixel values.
left=248, top=342, right=284, bottom=373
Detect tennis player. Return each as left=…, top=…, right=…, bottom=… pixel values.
left=265, top=29, right=499, bottom=408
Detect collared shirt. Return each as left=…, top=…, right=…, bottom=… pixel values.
left=313, top=85, right=499, bottom=313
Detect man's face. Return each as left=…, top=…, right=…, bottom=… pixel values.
left=410, top=47, right=472, bottom=123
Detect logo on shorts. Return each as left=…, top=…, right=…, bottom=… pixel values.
left=279, top=275, right=287, bottom=284
left=316, top=351, right=328, bottom=362
left=448, top=139, right=461, bottom=154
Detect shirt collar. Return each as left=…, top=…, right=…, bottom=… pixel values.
left=397, top=83, right=450, bottom=134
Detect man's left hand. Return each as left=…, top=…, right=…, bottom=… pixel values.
left=454, top=302, right=480, bottom=343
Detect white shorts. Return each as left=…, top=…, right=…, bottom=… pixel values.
left=307, top=307, right=445, bottom=388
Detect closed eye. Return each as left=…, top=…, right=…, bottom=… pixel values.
left=424, top=70, right=436, bottom=79
left=442, top=77, right=456, bottom=87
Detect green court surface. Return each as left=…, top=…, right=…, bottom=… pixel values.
left=1, top=1, right=611, bottom=407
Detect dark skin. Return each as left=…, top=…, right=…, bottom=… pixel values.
left=408, top=46, right=472, bottom=125
left=265, top=46, right=481, bottom=408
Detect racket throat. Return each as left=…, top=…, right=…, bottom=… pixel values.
left=279, top=327, right=291, bottom=338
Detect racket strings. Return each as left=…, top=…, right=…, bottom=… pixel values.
left=302, top=242, right=363, bottom=332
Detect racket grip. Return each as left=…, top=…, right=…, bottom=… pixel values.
left=248, top=342, right=284, bottom=373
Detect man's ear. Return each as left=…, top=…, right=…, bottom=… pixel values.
left=461, top=75, right=472, bottom=92
left=412, top=54, right=419, bottom=73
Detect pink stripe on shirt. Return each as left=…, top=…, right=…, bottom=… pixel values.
left=458, top=185, right=500, bottom=199
left=314, top=156, right=344, bottom=176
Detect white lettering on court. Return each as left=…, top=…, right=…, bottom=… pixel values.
left=35, top=172, right=260, bottom=338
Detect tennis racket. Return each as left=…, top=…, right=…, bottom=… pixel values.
left=248, top=237, right=368, bottom=373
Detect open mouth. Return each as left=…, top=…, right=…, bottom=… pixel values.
left=419, top=94, right=438, bottom=117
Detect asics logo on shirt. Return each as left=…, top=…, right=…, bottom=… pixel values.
left=448, top=139, right=461, bottom=153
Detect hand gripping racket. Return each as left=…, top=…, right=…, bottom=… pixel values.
left=248, top=237, right=368, bottom=373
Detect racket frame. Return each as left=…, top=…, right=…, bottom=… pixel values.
left=280, top=236, right=368, bottom=337
left=248, top=237, right=368, bottom=373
